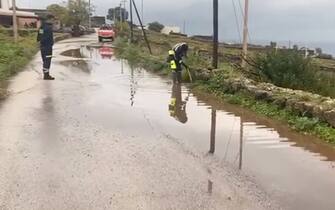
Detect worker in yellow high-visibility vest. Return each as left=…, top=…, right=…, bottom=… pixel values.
left=166, top=43, right=189, bottom=84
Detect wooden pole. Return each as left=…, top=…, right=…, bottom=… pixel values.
left=120, top=3, right=122, bottom=22
left=12, top=0, right=18, bottom=42
left=88, top=0, right=91, bottom=28
left=239, top=118, right=244, bottom=170
left=130, top=0, right=133, bottom=42
left=241, top=0, right=249, bottom=68
left=212, top=0, right=219, bottom=69
left=141, top=0, right=144, bottom=24
left=209, top=108, right=216, bottom=154
left=131, top=0, right=152, bottom=54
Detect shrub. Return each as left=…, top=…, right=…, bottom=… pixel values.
left=148, top=22, right=164, bottom=33
left=252, top=50, right=335, bottom=98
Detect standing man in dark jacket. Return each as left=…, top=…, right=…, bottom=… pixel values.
left=37, top=15, right=55, bottom=80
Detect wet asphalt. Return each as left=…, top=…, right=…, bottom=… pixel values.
left=0, top=34, right=335, bottom=210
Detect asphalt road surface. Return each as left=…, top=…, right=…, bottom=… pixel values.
left=1, top=35, right=335, bottom=210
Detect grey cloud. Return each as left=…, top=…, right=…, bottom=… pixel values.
left=19, top=0, right=335, bottom=43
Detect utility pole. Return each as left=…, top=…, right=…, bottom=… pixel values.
left=119, top=2, right=123, bottom=31
left=241, top=0, right=249, bottom=68
left=141, top=0, right=144, bottom=24
left=12, top=0, right=18, bottom=42
left=212, top=0, right=219, bottom=69
left=131, top=0, right=152, bottom=54
left=113, top=9, right=116, bottom=24
left=209, top=108, right=216, bottom=154
left=239, top=118, right=244, bottom=170
left=129, top=0, right=133, bottom=42
left=88, top=0, right=91, bottom=28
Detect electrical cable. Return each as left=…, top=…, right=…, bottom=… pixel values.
left=231, top=0, right=242, bottom=43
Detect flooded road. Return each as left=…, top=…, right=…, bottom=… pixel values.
left=0, top=35, right=335, bottom=210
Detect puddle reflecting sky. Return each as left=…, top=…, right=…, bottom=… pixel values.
left=61, top=44, right=335, bottom=210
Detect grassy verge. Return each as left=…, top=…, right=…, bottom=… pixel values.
left=0, top=29, right=71, bottom=99
left=0, top=31, right=38, bottom=99
left=0, top=31, right=39, bottom=80
left=194, top=81, right=335, bottom=143
left=114, top=35, right=335, bottom=144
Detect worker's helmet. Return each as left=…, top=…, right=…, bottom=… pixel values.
left=173, top=42, right=189, bottom=57
left=173, top=43, right=188, bottom=51
left=168, top=50, right=175, bottom=55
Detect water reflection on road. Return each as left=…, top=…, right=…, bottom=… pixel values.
left=60, top=43, right=335, bottom=210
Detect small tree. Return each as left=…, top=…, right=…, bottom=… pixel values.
left=252, top=50, right=320, bottom=92
left=47, top=4, right=68, bottom=26
left=148, top=21, right=164, bottom=32
left=67, top=0, right=90, bottom=26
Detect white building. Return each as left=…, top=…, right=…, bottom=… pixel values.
left=0, top=0, right=39, bottom=28
left=161, top=26, right=181, bottom=35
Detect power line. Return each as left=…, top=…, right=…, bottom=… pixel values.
left=231, top=0, right=242, bottom=43
left=141, top=0, right=144, bottom=24
left=131, top=0, right=152, bottom=54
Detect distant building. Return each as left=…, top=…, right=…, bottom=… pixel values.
left=18, top=8, right=49, bottom=18
left=161, top=26, right=181, bottom=35
left=17, top=8, right=61, bottom=30
left=91, top=16, right=106, bottom=27
left=0, top=0, right=39, bottom=28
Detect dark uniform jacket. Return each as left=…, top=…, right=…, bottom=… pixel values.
left=37, top=23, right=54, bottom=48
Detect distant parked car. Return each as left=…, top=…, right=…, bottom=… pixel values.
left=98, top=25, right=115, bottom=42
left=71, top=25, right=82, bottom=37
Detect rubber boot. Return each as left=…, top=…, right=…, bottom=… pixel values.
left=44, top=72, right=55, bottom=80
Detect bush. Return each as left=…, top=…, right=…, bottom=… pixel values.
left=148, top=22, right=164, bottom=33
left=252, top=50, right=335, bottom=98
left=114, top=21, right=130, bottom=37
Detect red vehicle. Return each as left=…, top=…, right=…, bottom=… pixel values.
left=98, top=25, right=116, bottom=42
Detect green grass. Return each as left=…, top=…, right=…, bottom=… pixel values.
left=0, top=30, right=38, bottom=99
left=0, top=32, right=38, bottom=81
left=194, top=81, right=335, bottom=143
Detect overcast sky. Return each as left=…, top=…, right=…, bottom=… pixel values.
left=18, top=0, right=335, bottom=44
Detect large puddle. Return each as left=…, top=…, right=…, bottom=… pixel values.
left=62, top=43, right=335, bottom=210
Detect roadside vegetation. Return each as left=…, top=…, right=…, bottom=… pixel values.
left=196, top=71, right=335, bottom=143
left=47, top=0, right=90, bottom=26
left=0, top=28, right=38, bottom=99
left=148, top=22, right=165, bottom=33
left=114, top=27, right=335, bottom=144
left=249, top=50, right=335, bottom=98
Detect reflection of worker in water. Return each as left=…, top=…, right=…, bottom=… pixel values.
left=169, top=84, right=188, bottom=123
left=37, top=14, right=55, bottom=80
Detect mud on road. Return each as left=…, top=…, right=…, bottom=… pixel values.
left=1, top=35, right=335, bottom=210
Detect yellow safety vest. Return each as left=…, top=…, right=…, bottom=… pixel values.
left=168, top=50, right=177, bottom=70
left=170, top=60, right=177, bottom=70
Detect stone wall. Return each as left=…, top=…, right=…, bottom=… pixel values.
left=194, top=69, right=335, bottom=128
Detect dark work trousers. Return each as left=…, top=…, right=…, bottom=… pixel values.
left=172, top=70, right=182, bottom=84
left=41, top=46, right=53, bottom=73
